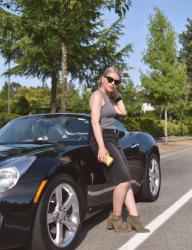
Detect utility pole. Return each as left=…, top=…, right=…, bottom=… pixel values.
left=8, top=61, right=10, bottom=113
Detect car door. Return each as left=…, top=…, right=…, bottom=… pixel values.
left=66, top=115, right=106, bottom=211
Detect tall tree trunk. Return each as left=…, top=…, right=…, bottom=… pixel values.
left=61, top=38, right=68, bottom=112
left=8, top=61, right=11, bottom=113
left=164, top=109, right=168, bottom=143
left=50, top=69, right=57, bottom=113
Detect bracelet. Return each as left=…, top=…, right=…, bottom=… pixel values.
left=114, top=93, right=122, bottom=102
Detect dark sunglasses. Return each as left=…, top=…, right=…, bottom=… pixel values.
left=104, top=76, right=121, bottom=86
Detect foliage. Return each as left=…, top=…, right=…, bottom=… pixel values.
left=121, top=116, right=141, bottom=132
left=0, top=0, right=132, bottom=112
left=0, top=99, right=8, bottom=112
left=141, top=7, right=188, bottom=107
left=122, top=117, right=191, bottom=138
left=140, top=118, right=164, bottom=138
left=141, top=111, right=159, bottom=119
left=13, top=86, right=51, bottom=112
left=0, top=82, right=21, bottom=112
left=0, top=82, right=51, bottom=114
left=0, top=113, right=19, bottom=128
left=141, top=7, right=189, bottom=140
left=120, top=79, right=143, bottom=115
left=12, top=95, right=29, bottom=115
left=179, top=19, right=192, bottom=83
left=0, top=81, right=21, bottom=98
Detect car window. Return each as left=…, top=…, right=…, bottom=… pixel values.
left=0, top=115, right=90, bottom=144
left=0, top=119, right=34, bottom=143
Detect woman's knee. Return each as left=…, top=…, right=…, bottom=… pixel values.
left=117, top=181, right=131, bottom=189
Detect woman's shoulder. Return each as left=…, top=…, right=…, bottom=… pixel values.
left=89, top=89, right=104, bottom=108
left=90, top=89, right=103, bottom=99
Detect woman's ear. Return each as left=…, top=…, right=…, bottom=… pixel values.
left=100, top=76, right=104, bottom=85
left=98, top=76, right=103, bottom=87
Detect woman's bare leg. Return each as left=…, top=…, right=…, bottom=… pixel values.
left=124, top=185, right=138, bottom=216
left=113, top=182, right=129, bottom=216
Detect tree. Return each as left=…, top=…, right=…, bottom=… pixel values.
left=0, top=6, right=62, bottom=113
left=179, top=18, right=192, bottom=101
left=0, top=0, right=132, bottom=112
left=0, top=82, right=51, bottom=114
left=141, top=7, right=188, bottom=141
left=13, top=85, right=51, bottom=113
left=0, top=81, right=21, bottom=98
left=13, top=95, right=30, bottom=115
left=0, top=81, right=21, bottom=112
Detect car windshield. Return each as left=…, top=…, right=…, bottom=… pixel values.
left=0, top=114, right=90, bottom=144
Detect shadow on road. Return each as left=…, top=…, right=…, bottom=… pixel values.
left=11, top=208, right=112, bottom=250
left=11, top=208, right=130, bottom=250
left=74, top=208, right=111, bottom=249
left=74, top=207, right=130, bottom=249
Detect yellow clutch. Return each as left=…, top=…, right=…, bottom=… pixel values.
left=105, top=154, right=114, bottom=167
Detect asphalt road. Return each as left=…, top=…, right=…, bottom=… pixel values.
left=13, top=141, right=192, bottom=250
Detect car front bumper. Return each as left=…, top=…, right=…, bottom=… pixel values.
left=0, top=181, right=41, bottom=249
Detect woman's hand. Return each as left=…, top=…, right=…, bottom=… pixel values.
left=112, top=87, right=119, bottom=95
left=97, top=147, right=109, bottom=163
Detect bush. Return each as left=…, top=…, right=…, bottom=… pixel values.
left=141, top=111, right=159, bottom=119
left=183, top=117, right=192, bottom=135
left=122, top=117, right=164, bottom=138
left=179, top=123, right=189, bottom=135
left=13, top=96, right=30, bottom=115
left=0, top=113, right=20, bottom=128
left=0, top=101, right=8, bottom=113
left=167, top=122, right=179, bottom=135
left=185, top=121, right=192, bottom=135
left=140, top=118, right=164, bottom=138
left=166, top=121, right=189, bottom=136
left=121, top=117, right=141, bottom=132
left=122, top=116, right=190, bottom=138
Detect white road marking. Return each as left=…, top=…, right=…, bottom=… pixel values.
left=119, top=188, right=192, bottom=250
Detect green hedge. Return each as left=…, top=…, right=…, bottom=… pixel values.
left=122, top=116, right=191, bottom=138
left=0, top=113, right=20, bottom=128
left=140, top=118, right=164, bottom=138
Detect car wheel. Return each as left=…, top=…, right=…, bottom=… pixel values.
left=31, top=174, right=83, bottom=250
left=138, top=154, right=161, bottom=202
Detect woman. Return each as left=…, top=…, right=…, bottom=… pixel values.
left=89, top=66, right=149, bottom=233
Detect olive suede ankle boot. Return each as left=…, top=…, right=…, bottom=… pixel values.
left=107, top=213, right=128, bottom=233
left=127, top=215, right=150, bottom=233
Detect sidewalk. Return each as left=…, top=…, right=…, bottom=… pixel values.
left=157, top=136, right=192, bottom=143
left=157, top=138, right=192, bottom=153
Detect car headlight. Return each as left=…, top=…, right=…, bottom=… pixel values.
left=0, top=167, right=19, bottom=192
left=0, top=156, right=36, bottom=193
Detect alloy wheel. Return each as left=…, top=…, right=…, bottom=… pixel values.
left=149, top=158, right=160, bottom=196
left=47, top=183, right=80, bottom=248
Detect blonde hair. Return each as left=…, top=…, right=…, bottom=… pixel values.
left=98, top=66, right=121, bottom=87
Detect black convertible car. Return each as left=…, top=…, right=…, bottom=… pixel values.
left=0, top=113, right=161, bottom=250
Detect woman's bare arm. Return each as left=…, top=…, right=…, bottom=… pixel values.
left=113, top=91, right=127, bottom=116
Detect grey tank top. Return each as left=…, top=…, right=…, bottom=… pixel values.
left=98, top=90, right=117, bottom=129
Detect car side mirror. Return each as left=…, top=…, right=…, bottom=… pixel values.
left=118, top=130, right=125, bottom=139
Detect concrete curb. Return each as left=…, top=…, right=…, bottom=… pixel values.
left=156, top=138, right=192, bottom=152
left=156, top=136, right=192, bottom=143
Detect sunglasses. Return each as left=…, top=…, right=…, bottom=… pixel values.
left=104, top=76, right=121, bottom=86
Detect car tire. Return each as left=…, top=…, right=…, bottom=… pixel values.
left=30, top=174, right=83, bottom=250
left=137, top=154, right=161, bottom=202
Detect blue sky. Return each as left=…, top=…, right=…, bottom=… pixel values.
left=0, top=0, right=191, bottom=89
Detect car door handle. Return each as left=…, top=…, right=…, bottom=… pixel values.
left=131, top=143, right=140, bottom=149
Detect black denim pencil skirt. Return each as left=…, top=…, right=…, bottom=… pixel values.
left=90, top=132, right=134, bottom=185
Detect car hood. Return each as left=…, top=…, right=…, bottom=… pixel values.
left=0, top=143, right=55, bottom=162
